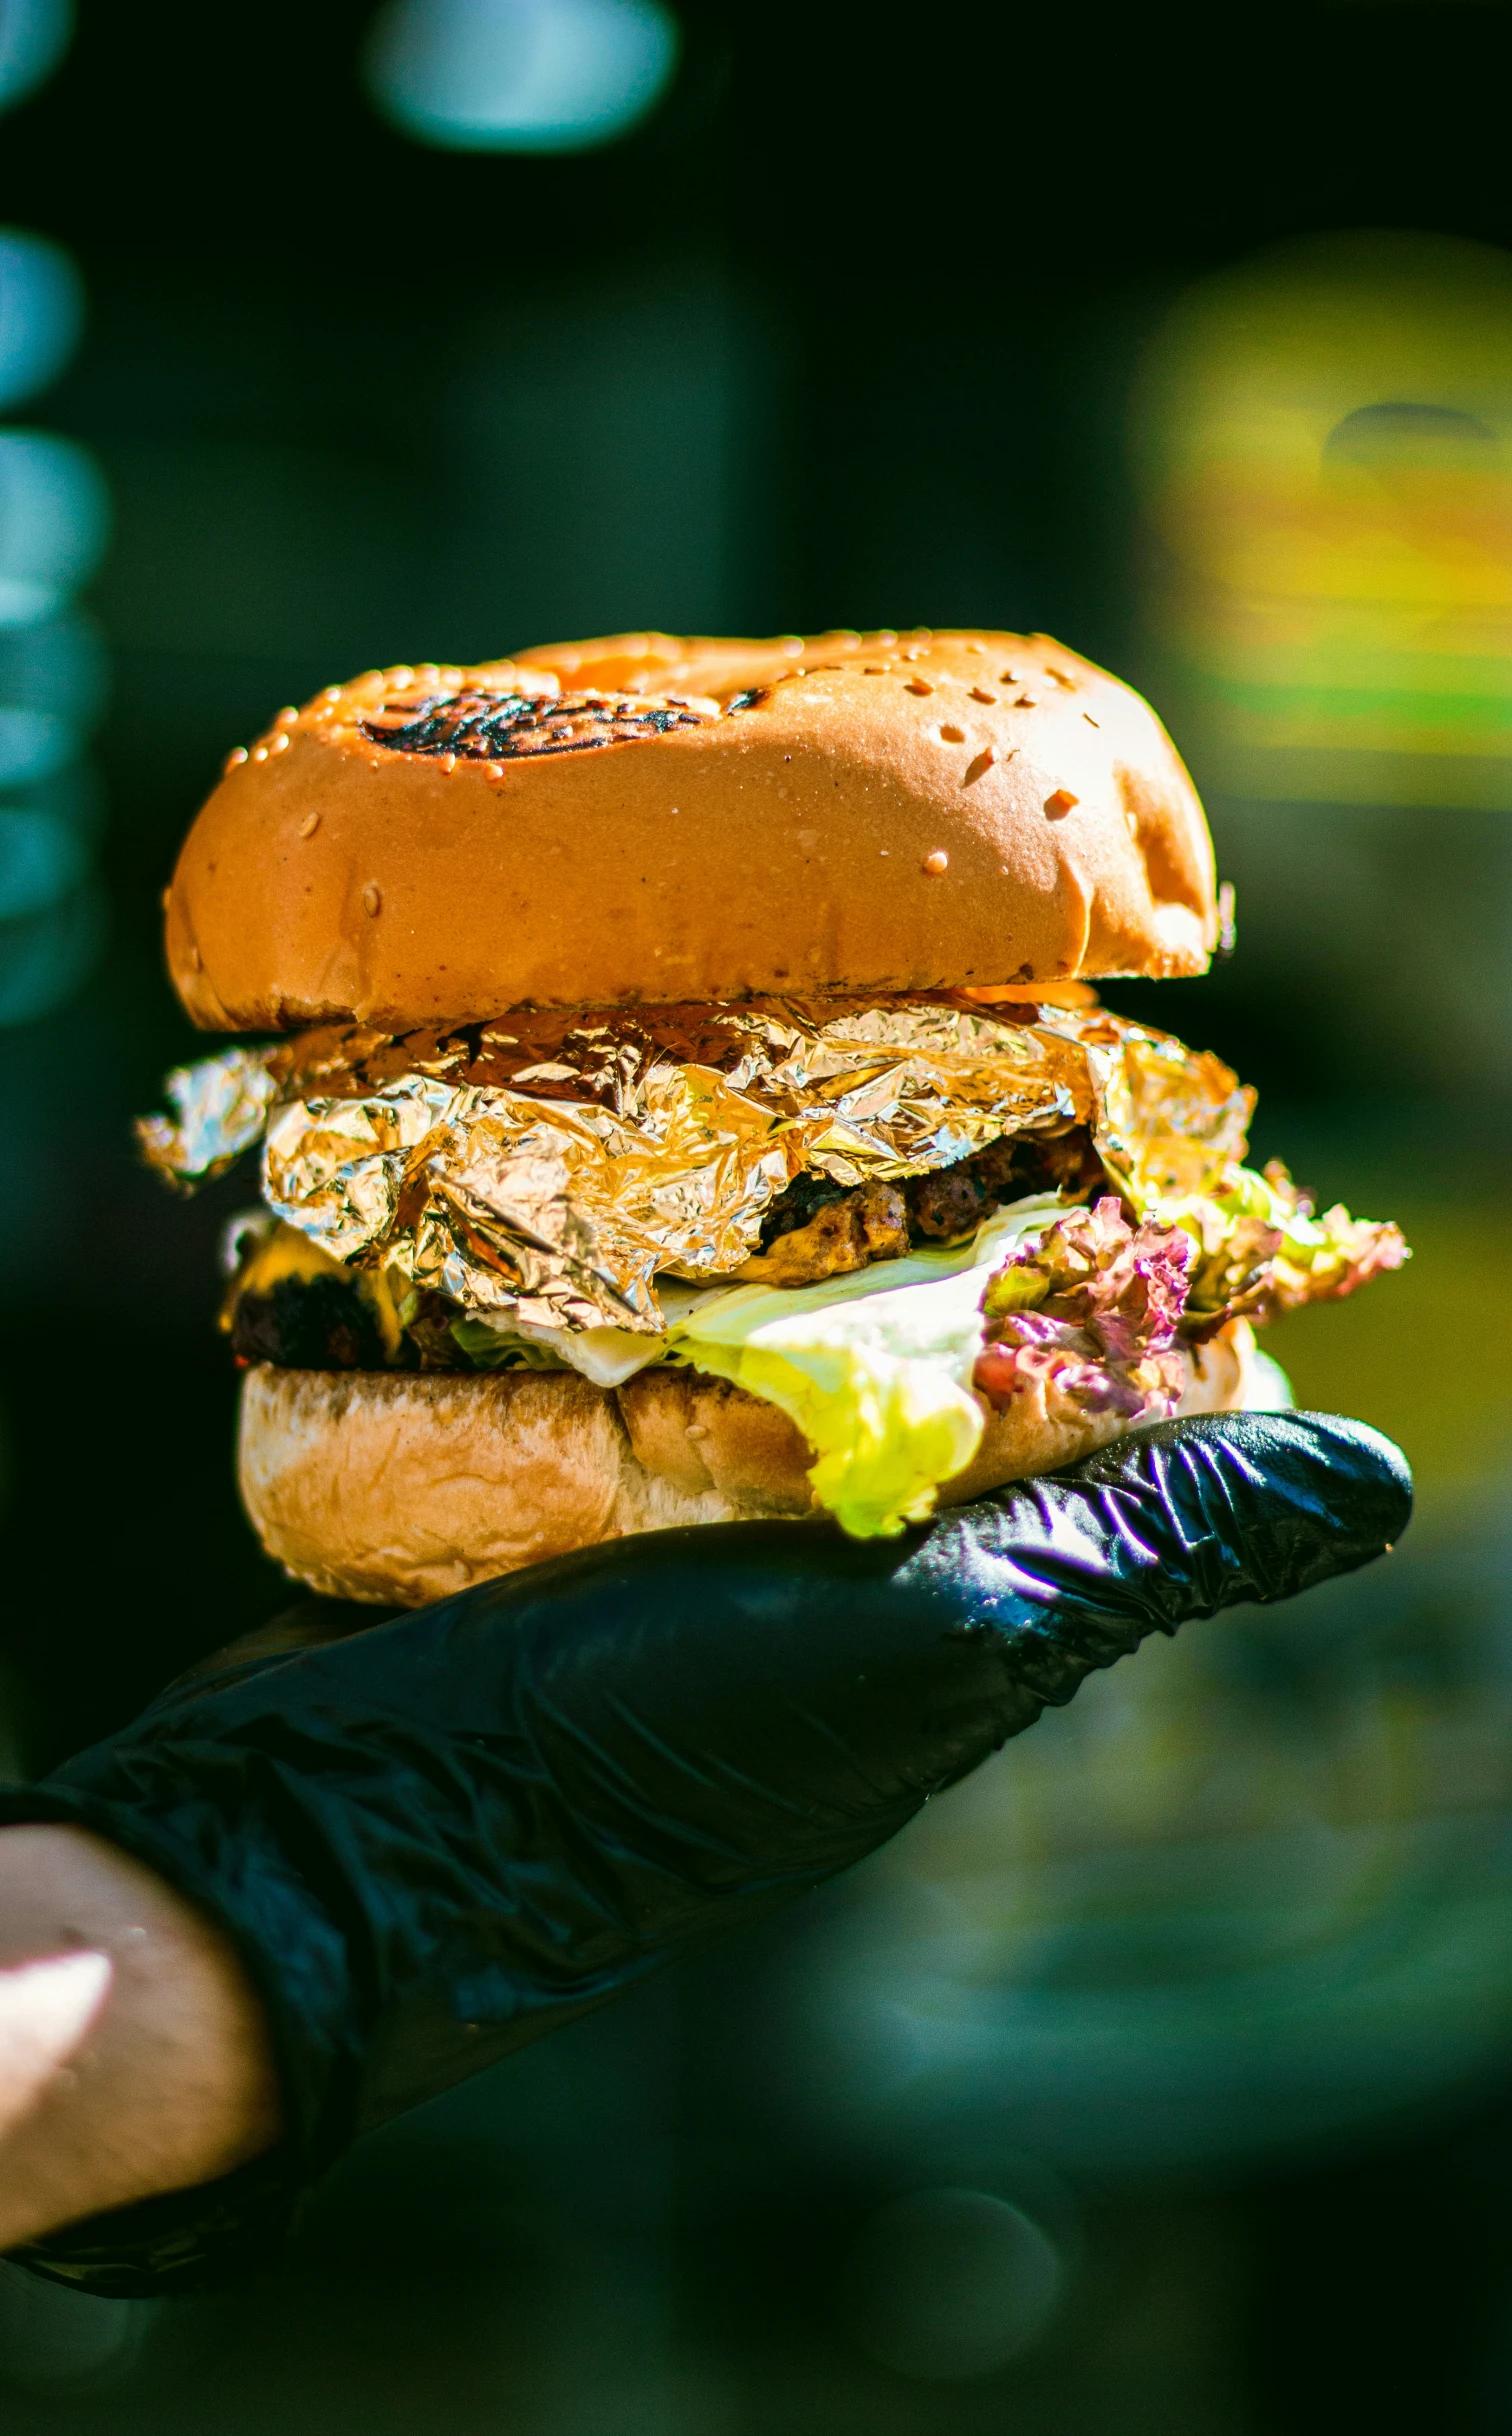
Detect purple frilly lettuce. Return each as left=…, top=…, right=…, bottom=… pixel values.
left=975, top=1197, right=1196, bottom=1420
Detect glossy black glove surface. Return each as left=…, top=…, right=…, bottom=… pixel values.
left=0, top=1412, right=1409, bottom=2294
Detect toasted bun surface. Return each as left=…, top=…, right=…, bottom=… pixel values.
left=237, top=1325, right=1254, bottom=1607
left=169, top=630, right=1218, bottom=1031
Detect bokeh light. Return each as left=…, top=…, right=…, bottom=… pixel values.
left=1133, top=230, right=1512, bottom=809
left=0, top=608, right=108, bottom=761
left=363, top=0, right=680, bottom=153
left=0, top=804, right=87, bottom=920
left=0, top=879, right=102, bottom=1023
left=0, top=233, right=83, bottom=416
left=0, top=0, right=71, bottom=118
left=840, top=2188, right=1068, bottom=2381
left=0, top=5, right=105, bottom=1032
left=0, top=431, right=109, bottom=627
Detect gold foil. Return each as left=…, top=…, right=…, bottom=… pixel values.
left=136, top=999, right=1257, bottom=1335
left=137, top=1047, right=282, bottom=1189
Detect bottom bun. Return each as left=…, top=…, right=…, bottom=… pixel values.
left=237, top=1323, right=1255, bottom=1607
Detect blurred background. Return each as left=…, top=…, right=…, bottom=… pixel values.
left=0, top=0, right=1509, bottom=2426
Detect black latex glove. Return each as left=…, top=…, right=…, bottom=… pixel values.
left=0, top=1411, right=1409, bottom=2297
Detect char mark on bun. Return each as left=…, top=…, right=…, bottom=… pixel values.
left=361, top=688, right=719, bottom=761
left=143, top=629, right=1408, bottom=1607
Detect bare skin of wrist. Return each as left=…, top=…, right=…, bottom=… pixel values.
left=0, top=1823, right=282, bottom=2253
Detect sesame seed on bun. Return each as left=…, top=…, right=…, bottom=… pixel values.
left=166, top=629, right=1218, bottom=1031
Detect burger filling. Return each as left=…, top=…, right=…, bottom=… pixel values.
left=140, top=995, right=1406, bottom=1538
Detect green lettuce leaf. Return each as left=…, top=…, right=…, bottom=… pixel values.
left=672, top=1198, right=1064, bottom=1538
left=1134, top=1158, right=1406, bottom=1319
left=448, top=1318, right=568, bottom=1372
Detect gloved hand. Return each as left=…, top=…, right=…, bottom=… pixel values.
left=0, top=1411, right=1409, bottom=2296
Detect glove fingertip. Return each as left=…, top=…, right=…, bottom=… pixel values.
left=1218, top=1408, right=1413, bottom=1550
left=1285, top=1409, right=1413, bottom=1535
left=1058, top=1409, right=1414, bottom=1610
left=1170, top=1409, right=1414, bottom=1602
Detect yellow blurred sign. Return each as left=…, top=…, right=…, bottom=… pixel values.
left=1134, top=230, right=1512, bottom=807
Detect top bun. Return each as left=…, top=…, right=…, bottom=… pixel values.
left=166, top=628, right=1218, bottom=1032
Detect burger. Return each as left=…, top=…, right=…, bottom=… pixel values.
left=140, top=628, right=1405, bottom=1606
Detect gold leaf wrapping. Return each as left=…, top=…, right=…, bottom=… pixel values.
left=136, top=1047, right=282, bottom=1192
left=1075, top=1018, right=1256, bottom=1205
left=136, top=998, right=1257, bottom=1334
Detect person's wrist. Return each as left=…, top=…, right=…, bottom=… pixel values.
left=0, top=1823, right=281, bottom=2252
